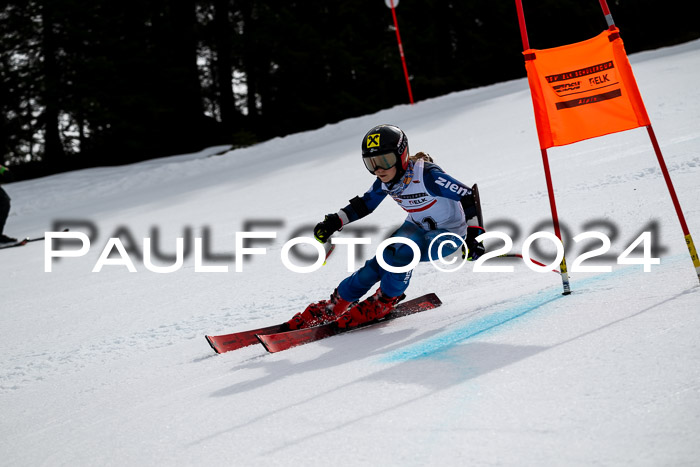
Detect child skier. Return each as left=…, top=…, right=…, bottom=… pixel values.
left=286, top=124, right=485, bottom=330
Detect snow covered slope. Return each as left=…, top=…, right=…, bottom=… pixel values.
left=1, top=39, right=699, bottom=466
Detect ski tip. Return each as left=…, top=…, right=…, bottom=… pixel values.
left=426, top=292, right=442, bottom=306
left=205, top=335, right=221, bottom=354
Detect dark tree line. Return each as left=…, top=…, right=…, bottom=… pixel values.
left=1, top=0, right=697, bottom=179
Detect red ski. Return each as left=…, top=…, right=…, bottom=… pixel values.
left=206, top=324, right=287, bottom=354
left=257, top=293, right=442, bottom=353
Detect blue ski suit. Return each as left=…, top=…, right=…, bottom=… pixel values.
left=335, top=158, right=477, bottom=300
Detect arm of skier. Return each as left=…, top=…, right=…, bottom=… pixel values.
left=313, top=179, right=387, bottom=243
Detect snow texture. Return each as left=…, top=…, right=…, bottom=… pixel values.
left=1, top=39, right=700, bottom=466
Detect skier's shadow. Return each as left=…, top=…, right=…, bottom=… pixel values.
left=195, top=324, right=547, bottom=451
left=209, top=322, right=440, bottom=397
left=195, top=286, right=696, bottom=452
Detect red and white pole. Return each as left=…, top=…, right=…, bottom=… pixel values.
left=514, top=0, right=572, bottom=294
left=597, top=0, right=700, bottom=282
left=387, top=0, right=414, bottom=105
left=597, top=0, right=616, bottom=29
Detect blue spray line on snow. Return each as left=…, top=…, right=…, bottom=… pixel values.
left=380, top=257, right=684, bottom=363
left=381, top=287, right=563, bottom=363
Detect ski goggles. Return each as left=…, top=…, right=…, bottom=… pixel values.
left=362, top=152, right=400, bottom=174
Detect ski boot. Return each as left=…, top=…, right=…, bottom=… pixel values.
left=336, top=288, right=403, bottom=329
left=286, top=289, right=352, bottom=330
left=0, top=234, right=18, bottom=244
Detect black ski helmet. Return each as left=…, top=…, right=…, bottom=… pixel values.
left=361, top=124, right=409, bottom=180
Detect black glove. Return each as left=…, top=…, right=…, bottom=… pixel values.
left=465, top=226, right=486, bottom=261
left=313, top=213, right=342, bottom=243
